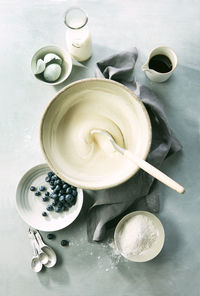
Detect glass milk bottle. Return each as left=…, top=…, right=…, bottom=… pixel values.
left=64, top=7, right=92, bottom=62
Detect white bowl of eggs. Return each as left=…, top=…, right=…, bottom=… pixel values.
left=31, top=45, right=72, bottom=85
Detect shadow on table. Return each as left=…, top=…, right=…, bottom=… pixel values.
left=53, top=64, right=88, bottom=93
left=36, top=191, right=94, bottom=286
left=52, top=42, right=119, bottom=93
left=37, top=264, right=70, bottom=287
left=61, top=190, right=95, bottom=234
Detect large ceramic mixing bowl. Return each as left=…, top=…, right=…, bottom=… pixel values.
left=40, top=79, right=152, bottom=190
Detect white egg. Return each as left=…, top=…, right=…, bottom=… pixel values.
left=35, top=59, right=46, bottom=74
left=43, top=64, right=62, bottom=82
left=43, top=53, right=62, bottom=65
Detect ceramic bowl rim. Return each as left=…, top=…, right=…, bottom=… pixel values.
left=40, top=78, right=152, bottom=190
left=148, top=45, right=178, bottom=75
left=114, top=210, right=165, bottom=262
left=31, top=45, right=72, bottom=85
left=15, top=163, right=84, bottom=231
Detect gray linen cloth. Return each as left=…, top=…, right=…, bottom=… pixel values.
left=87, top=47, right=182, bottom=242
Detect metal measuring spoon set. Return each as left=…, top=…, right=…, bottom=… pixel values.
left=28, top=227, right=57, bottom=272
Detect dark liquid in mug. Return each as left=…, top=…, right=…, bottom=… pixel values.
left=149, top=54, right=172, bottom=73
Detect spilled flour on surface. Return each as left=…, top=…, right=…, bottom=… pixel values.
left=69, top=235, right=127, bottom=272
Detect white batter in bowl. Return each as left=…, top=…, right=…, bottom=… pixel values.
left=40, top=79, right=152, bottom=190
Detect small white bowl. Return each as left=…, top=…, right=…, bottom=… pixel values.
left=31, top=45, right=72, bottom=85
left=114, top=211, right=165, bottom=262
left=15, top=163, right=83, bottom=231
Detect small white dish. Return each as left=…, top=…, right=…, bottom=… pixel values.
left=31, top=45, right=72, bottom=85
left=114, top=211, right=165, bottom=262
left=15, top=163, right=83, bottom=231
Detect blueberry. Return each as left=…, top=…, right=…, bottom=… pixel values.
left=57, top=201, right=63, bottom=208
left=30, top=186, right=36, bottom=191
left=55, top=179, right=61, bottom=185
left=39, top=186, right=46, bottom=191
left=70, top=194, right=74, bottom=201
left=64, top=201, right=69, bottom=208
left=61, top=240, right=69, bottom=246
left=42, top=196, right=49, bottom=202
left=47, top=233, right=55, bottom=239
left=65, top=194, right=73, bottom=203
left=52, top=193, right=58, bottom=199
left=51, top=175, right=57, bottom=180
left=55, top=185, right=61, bottom=191
left=72, top=190, right=77, bottom=197
left=50, top=181, right=54, bottom=186
left=55, top=206, right=61, bottom=212
left=48, top=171, right=54, bottom=177
left=66, top=187, right=72, bottom=194
left=42, top=211, right=47, bottom=216
left=65, top=199, right=72, bottom=207
left=45, top=191, right=50, bottom=196
left=72, top=198, right=77, bottom=205
left=69, top=195, right=76, bottom=205
left=52, top=201, right=57, bottom=206
left=45, top=176, right=50, bottom=182
left=35, top=191, right=41, bottom=196
left=62, top=184, right=68, bottom=189
left=65, top=195, right=69, bottom=202
left=46, top=205, right=53, bottom=211
left=59, top=189, right=65, bottom=195
left=59, top=195, right=65, bottom=202
left=69, top=202, right=73, bottom=207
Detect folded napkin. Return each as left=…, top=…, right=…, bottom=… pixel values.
left=87, top=47, right=182, bottom=242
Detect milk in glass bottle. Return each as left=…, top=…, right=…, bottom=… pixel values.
left=64, top=7, right=92, bottom=62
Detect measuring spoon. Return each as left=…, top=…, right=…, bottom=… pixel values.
left=29, top=233, right=42, bottom=272
left=29, top=228, right=49, bottom=265
left=34, top=230, right=57, bottom=268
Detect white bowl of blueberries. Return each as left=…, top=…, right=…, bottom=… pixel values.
left=16, top=164, right=84, bottom=231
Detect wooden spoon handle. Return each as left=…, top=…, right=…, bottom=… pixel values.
left=90, top=129, right=185, bottom=194
left=125, top=151, right=185, bottom=194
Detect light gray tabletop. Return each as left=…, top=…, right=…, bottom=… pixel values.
left=1, top=0, right=200, bottom=295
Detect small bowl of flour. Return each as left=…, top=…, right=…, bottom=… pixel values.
left=114, top=211, right=165, bottom=262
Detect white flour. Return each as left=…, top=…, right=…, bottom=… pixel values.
left=119, top=214, right=159, bottom=256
